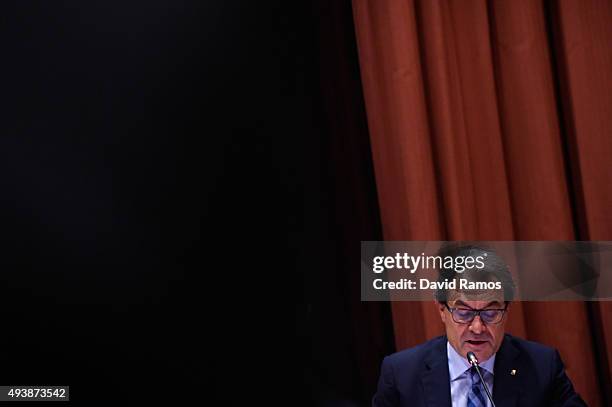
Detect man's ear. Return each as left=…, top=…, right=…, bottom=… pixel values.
left=436, top=301, right=446, bottom=322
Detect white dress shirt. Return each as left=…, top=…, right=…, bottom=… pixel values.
left=447, top=342, right=495, bottom=407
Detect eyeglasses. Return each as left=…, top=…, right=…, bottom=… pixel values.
left=444, top=303, right=507, bottom=324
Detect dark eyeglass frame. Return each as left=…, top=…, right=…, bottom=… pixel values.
left=444, top=302, right=508, bottom=324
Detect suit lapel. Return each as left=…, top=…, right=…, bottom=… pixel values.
left=493, top=335, right=522, bottom=407
left=421, top=337, right=452, bottom=407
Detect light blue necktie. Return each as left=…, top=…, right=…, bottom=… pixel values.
left=467, top=366, right=488, bottom=407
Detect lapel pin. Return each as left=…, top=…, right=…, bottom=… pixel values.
left=510, top=369, right=517, bottom=376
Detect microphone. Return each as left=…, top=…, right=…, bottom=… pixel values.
left=466, top=351, right=496, bottom=407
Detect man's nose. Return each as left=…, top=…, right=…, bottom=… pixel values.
left=469, top=315, right=485, bottom=334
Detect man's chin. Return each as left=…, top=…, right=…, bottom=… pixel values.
left=462, top=341, right=492, bottom=361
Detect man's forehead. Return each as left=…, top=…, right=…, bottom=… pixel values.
left=447, top=290, right=504, bottom=306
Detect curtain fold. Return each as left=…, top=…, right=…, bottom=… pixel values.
left=352, top=1, right=612, bottom=405
left=554, top=1, right=612, bottom=401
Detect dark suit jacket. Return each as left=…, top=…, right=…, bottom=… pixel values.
left=372, top=334, right=588, bottom=407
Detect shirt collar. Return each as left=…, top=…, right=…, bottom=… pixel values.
left=447, top=341, right=496, bottom=381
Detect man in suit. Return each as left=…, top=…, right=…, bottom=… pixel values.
left=372, top=244, right=588, bottom=407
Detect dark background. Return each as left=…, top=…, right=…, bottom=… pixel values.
left=0, top=1, right=392, bottom=405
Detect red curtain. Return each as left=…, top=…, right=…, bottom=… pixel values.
left=351, top=1, right=612, bottom=405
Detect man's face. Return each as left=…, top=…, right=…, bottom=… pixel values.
left=437, top=291, right=509, bottom=363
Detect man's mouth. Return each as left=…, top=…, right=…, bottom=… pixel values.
left=465, top=340, right=488, bottom=347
